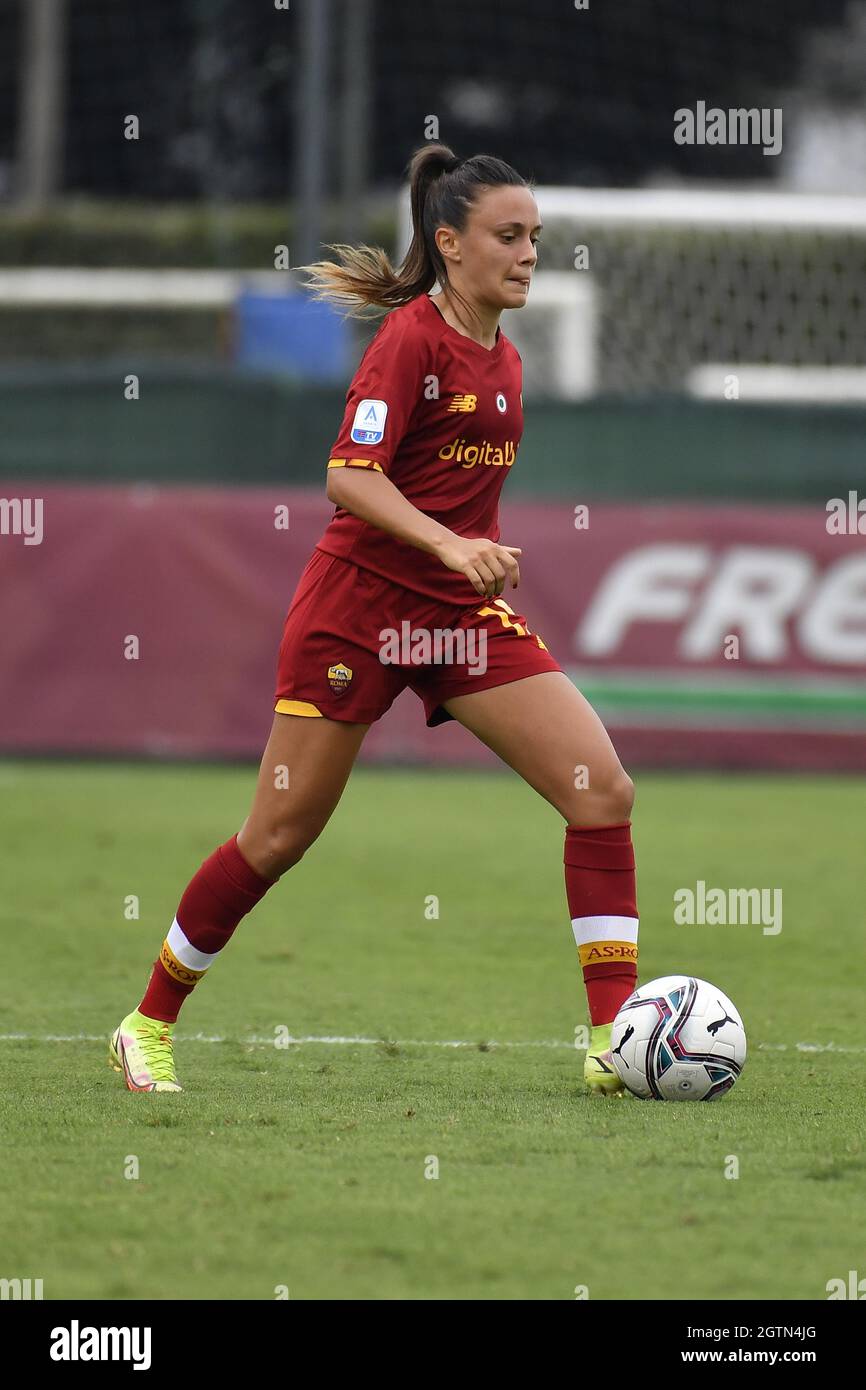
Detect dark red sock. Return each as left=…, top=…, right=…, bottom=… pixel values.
left=564, top=821, right=639, bottom=1026
left=138, top=834, right=273, bottom=1023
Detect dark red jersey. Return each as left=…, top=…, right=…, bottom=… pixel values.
left=315, top=291, right=524, bottom=604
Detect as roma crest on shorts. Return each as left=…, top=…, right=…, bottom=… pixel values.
left=327, top=661, right=353, bottom=697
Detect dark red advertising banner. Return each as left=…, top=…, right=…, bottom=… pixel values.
left=1, top=485, right=864, bottom=770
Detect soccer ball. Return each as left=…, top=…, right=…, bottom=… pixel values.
left=611, top=975, right=746, bottom=1101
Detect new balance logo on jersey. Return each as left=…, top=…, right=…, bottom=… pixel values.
left=447, top=394, right=477, bottom=412
left=351, top=399, right=388, bottom=444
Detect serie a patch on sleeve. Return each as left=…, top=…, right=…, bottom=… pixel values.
left=350, top=398, right=388, bottom=445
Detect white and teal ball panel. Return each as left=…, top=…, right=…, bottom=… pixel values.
left=610, top=975, right=746, bottom=1101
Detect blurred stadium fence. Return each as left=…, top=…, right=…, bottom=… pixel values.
left=2, top=179, right=865, bottom=769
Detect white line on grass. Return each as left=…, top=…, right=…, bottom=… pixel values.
left=0, top=1034, right=864, bottom=1054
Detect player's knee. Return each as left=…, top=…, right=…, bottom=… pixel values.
left=566, top=767, right=634, bottom=826
left=261, top=818, right=325, bottom=876
left=607, top=769, right=635, bottom=821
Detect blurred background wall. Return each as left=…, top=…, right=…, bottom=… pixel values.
left=1, top=0, right=864, bottom=768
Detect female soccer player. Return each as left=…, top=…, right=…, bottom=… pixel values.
left=109, top=144, right=639, bottom=1096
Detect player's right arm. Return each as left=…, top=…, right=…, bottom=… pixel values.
left=324, top=310, right=520, bottom=598
left=326, top=465, right=520, bottom=597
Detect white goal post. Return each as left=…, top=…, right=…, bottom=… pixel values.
left=399, top=184, right=866, bottom=400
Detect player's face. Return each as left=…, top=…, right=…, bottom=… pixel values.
left=448, top=185, right=541, bottom=310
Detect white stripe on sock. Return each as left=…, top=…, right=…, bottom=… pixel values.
left=167, top=917, right=219, bottom=970
left=570, top=915, right=639, bottom=947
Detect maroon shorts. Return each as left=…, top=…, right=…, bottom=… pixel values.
left=273, top=548, right=563, bottom=727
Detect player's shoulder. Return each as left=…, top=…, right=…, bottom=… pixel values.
left=355, top=296, right=437, bottom=378
left=373, top=294, right=438, bottom=348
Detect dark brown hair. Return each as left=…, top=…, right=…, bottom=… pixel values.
left=299, top=143, right=529, bottom=322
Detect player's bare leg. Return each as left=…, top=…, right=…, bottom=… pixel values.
left=237, top=711, right=370, bottom=881
left=443, top=670, right=633, bottom=825
left=443, top=671, right=637, bottom=1095
left=109, top=712, right=368, bottom=1091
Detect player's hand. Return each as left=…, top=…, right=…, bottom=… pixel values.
left=435, top=537, right=521, bottom=597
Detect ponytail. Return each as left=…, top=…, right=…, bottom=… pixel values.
left=299, top=143, right=527, bottom=318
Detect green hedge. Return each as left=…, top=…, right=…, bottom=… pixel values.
left=0, top=200, right=398, bottom=268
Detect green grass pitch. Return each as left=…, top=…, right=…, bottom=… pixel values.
left=1, top=760, right=864, bottom=1300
